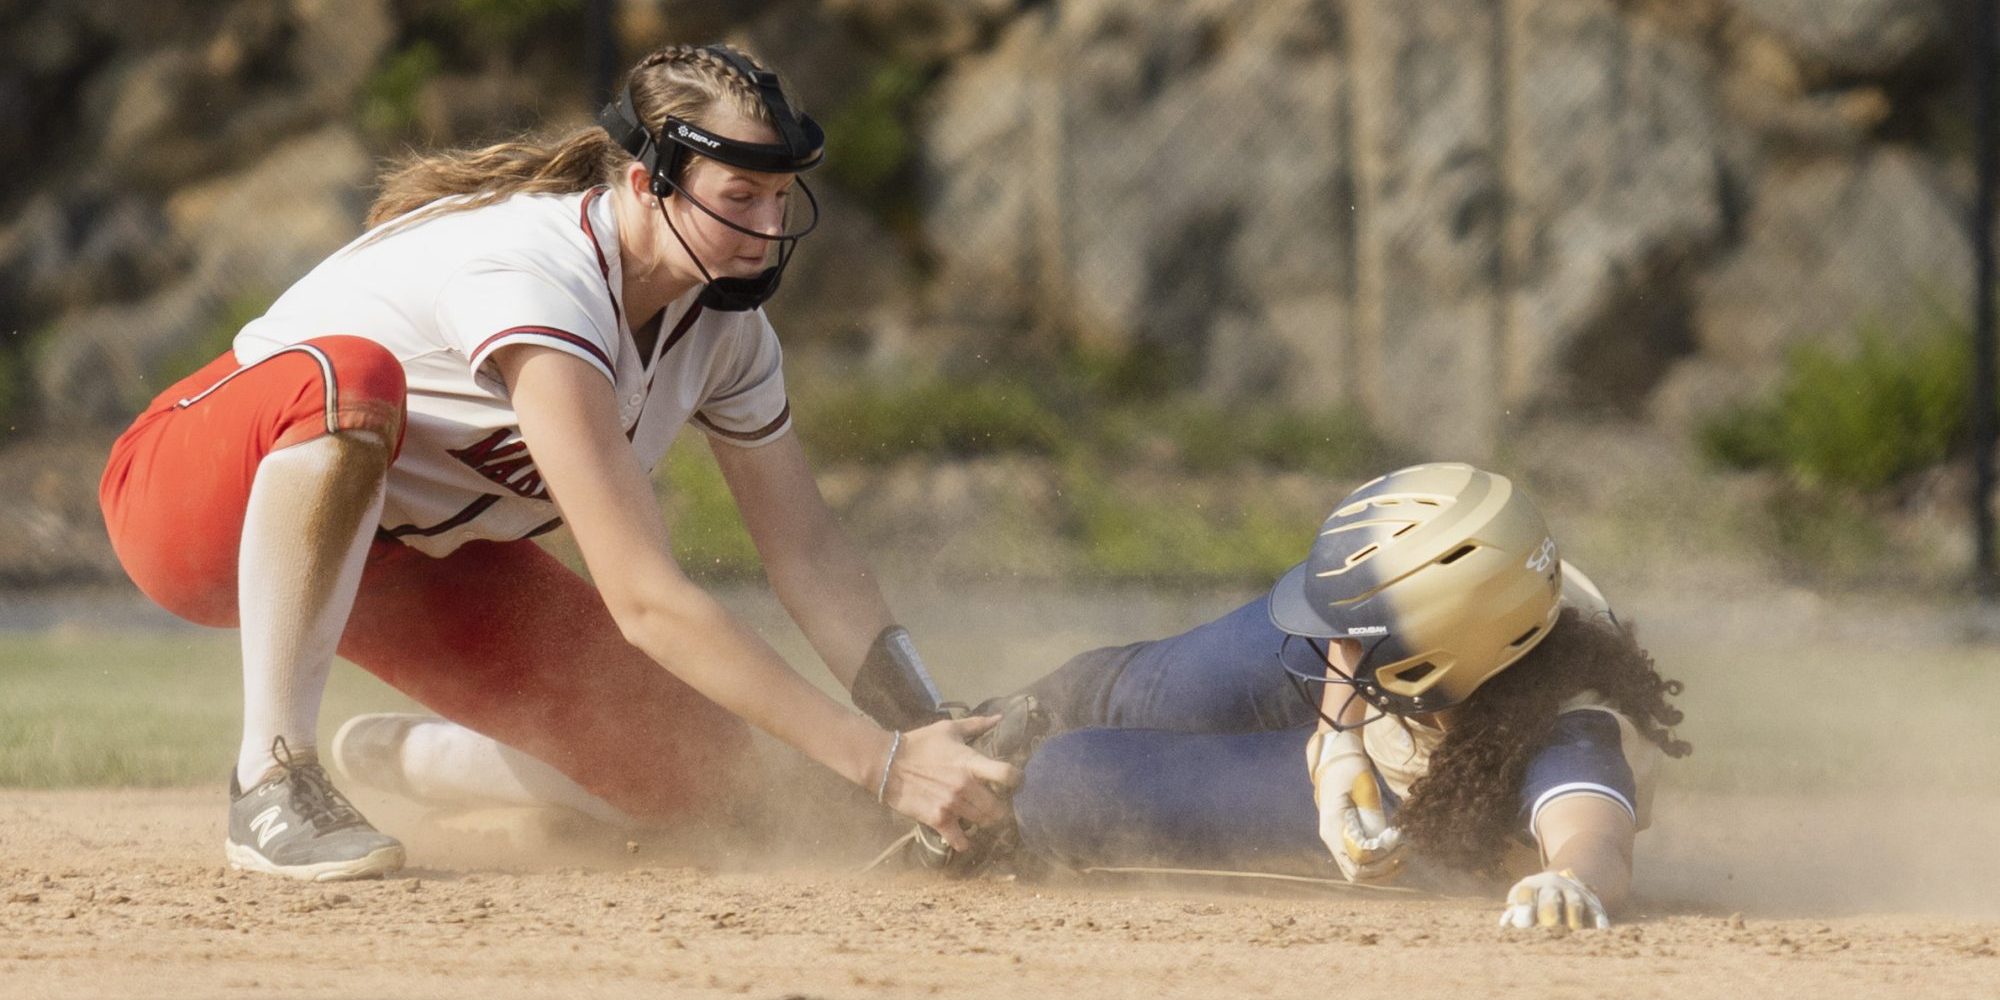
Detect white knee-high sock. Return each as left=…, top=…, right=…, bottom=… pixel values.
left=236, top=432, right=387, bottom=789
left=397, top=719, right=632, bottom=827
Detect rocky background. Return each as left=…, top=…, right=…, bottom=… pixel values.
left=0, top=0, right=1986, bottom=588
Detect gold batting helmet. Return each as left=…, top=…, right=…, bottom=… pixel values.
left=1268, top=463, right=1562, bottom=717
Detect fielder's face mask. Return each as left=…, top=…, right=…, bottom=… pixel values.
left=596, top=46, right=824, bottom=311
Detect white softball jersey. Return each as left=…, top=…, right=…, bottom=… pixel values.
left=234, top=187, right=792, bottom=557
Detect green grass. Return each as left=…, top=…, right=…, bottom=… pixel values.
left=654, top=364, right=1394, bottom=584
left=657, top=435, right=762, bottom=578
left=0, top=632, right=416, bottom=788
left=11, top=596, right=2000, bottom=795
left=1058, top=456, right=1316, bottom=582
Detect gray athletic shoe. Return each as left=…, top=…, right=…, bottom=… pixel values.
left=226, top=738, right=405, bottom=881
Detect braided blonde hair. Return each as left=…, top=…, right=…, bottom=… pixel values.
left=363, top=44, right=801, bottom=231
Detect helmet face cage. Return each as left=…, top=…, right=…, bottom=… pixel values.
left=652, top=170, right=820, bottom=311
left=595, top=45, right=825, bottom=311
left=1276, top=633, right=1394, bottom=733
left=1276, top=632, right=1459, bottom=730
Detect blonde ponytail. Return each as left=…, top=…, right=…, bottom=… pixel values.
left=365, top=128, right=625, bottom=229
left=360, top=44, right=799, bottom=237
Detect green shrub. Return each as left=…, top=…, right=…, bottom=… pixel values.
left=361, top=41, right=444, bottom=136
left=449, top=0, right=581, bottom=45
left=0, top=332, right=29, bottom=435
left=1699, top=318, right=1971, bottom=493
left=1061, top=342, right=1200, bottom=402
left=767, top=357, right=1396, bottom=582
left=1104, top=400, right=1388, bottom=477
left=797, top=377, right=1067, bottom=464
left=790, top=355, right=1389, bottom=477
left=1255, top=408, right=1388, bottom=473
left=824, top=60, right=928, bottom=198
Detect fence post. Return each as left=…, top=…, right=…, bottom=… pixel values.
left=1975, top=0, right=1999, bottom=590
left=585, top=0, right=618, bottom=109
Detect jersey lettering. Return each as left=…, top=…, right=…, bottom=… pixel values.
left=447, top=429, right=549, bottom=500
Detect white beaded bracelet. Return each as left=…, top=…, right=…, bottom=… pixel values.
left=874, top=731, right=902, bottom=804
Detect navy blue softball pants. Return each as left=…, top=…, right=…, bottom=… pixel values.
left=1009, top=595, right=1336, bottom=874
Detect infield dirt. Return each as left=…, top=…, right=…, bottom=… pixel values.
left=1, top=785, right=1996, bottom=1000
left=6, top=579, right=2000, bottom=999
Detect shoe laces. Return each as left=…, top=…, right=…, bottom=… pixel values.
left=271, top=736, right=368, bottom=833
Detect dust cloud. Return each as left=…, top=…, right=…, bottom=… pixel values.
left=455, top=576, right=2000, bottom=921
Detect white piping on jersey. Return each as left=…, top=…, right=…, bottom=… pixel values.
left=175, top=344, right=340, bottom=436
left=1529, top=781, right=1637, bottom=830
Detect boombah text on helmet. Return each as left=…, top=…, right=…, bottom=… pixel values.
left=596, top=45, right=824, bottom=311
left=1268, top=463, right=1564, bottom=719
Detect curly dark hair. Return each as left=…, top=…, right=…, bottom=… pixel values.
left=1389, top=606, right=1691, bottom=876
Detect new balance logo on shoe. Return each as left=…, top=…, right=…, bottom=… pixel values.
left=225, top=738, right=405, bottom=881
left=248, top=804, right=289, bottom=850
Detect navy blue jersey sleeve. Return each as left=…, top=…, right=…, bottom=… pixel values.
left=1518, top=709, right=1638, bottom=832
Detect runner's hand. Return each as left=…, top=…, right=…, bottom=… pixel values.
left=1499, top=869, right=1611, bottom=930
left=1307, top=729, right=1405, bottom=883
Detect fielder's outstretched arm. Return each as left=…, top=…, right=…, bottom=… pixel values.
left=708, top=429, right=892, bottom=690
left=496, top=345, right=1014, bottom=846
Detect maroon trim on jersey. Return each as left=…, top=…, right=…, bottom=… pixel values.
left=692, top=400, right=791, bottom=443
left=525, top=517, right=565, bottom=538
left=579, top=186, right=614, bottom=281
left=473, top=325, right=616, bottom=377
left=623, top=302, right=708, bottom=443
left=577, top=185, right=626, bottom=332
left=380, top=493, right=504, bottom=540
left=660, top=302, right=704, bottom=358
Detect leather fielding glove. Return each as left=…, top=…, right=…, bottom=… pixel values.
left=1499, top=868, right=1611, bottom=930
left=909, top=694, right=1049, bottom=877
left=1305, top=728, right=1406, bottom=883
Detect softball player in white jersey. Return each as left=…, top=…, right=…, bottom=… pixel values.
left=100, top=43, right=1013, bottom=881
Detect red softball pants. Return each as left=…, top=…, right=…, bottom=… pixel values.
left=99, top=336, right=751, bottom=821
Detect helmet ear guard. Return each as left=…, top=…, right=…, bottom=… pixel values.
left=594, top=45, right=825, bottom=310
left=1269, top=463, right=1565, bottom=721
